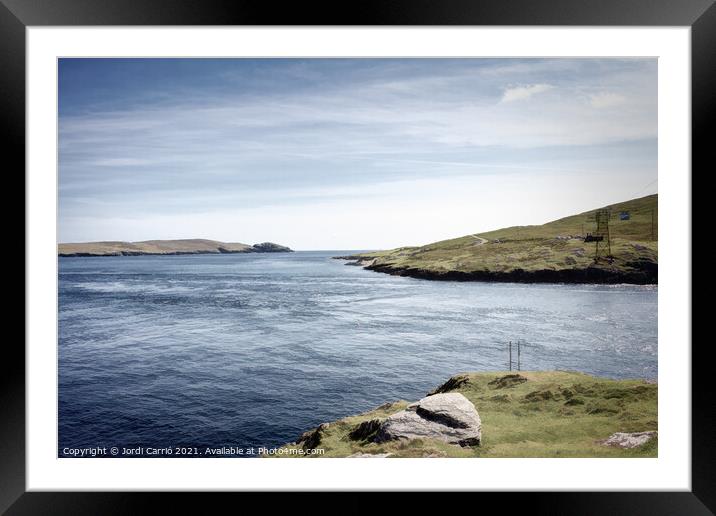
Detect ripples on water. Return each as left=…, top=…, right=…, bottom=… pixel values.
left=58, top=251, right=657, bottom=455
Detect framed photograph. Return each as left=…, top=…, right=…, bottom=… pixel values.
left=6, top=0, right=711, bottom=512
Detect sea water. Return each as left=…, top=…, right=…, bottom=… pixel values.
left=58, top=251, right=657, bottom=456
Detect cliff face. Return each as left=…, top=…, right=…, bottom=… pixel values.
left=58, top=239, right=292, bottom=257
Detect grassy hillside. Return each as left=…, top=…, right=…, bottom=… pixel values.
left=347, top=195, right=657, bottom=283
left=270, top=371, right=657, bottom=458
left=58, top=239, right=291, bottom=256
left=58, top=239, right=250, bottom=256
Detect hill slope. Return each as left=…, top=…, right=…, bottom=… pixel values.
left=340, top=195, right=657, bottom=284
left=269, top=371, right=657, bottom=458
left=58, top=239, right=292, bottom=257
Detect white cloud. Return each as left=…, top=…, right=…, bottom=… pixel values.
left=501, top=83, right=553, bottom=103
left=59, top=59, right=658, bottom=247
left=60, top=171, right=658, bottom=249
left=589, top=92, right=627, bottom=108
left=92, top=158, right=154, bottom=167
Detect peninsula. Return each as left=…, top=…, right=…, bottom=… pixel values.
left=58, top=239, right=292, bottom=257
left=337, top=194, right=657, bottom=284
left=270, top=370, right=657, bottom=458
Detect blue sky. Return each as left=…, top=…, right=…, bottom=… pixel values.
left=59, top=58, right=657, bottom=250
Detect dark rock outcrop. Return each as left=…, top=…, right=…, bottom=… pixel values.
left=348, top=419, right=383, bottom=441
left=251, top=242, right=293, bottom=253
left=428, top=374, right=470, bottom=395
left=364, top=261, right=657, bottom=285
left=295, top=422, right=329, bottom=450
left=488, top=374, right=528, bottom=389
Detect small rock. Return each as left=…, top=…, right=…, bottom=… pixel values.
left=375, top=401, right=400, bottom=411
left=598, top=431, right=657, bottom=449
left=345, top=258, right=376, bottom=267
left=488, top=373, right=528, bottom=389
left=586, top=403, right=618, bottom=415
left=523, top=389, right=555, bottom=402
left=560, top=388, right=575, bottom=399
left=428, top=374, right=470, bottom=395
left=296, top=422, right=329, bottom=450
left=348, top=419, right=383, bottom=441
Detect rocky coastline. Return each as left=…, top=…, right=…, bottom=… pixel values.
left=334, top=255, right=657, bottom=285
left=59, top=240, right=293, bottom=257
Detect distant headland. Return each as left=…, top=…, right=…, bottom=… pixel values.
left=335, top=194, right=657, bottom=285
left=58, top=239, right=293, bottom=257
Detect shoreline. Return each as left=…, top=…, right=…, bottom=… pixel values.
left=334, top=256, right=658, bottom=285
left=58, top=249, right=287, bottom=257
left=58, top=239, right=293, bottom=257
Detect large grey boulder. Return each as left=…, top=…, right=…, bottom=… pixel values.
left=374, top=393, right=481, bottom=447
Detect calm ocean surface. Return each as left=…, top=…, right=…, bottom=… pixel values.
left=58, top=251, right=657, bottom=456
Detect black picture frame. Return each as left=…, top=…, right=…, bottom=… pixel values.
left=4, top=0, right=711, bottom=513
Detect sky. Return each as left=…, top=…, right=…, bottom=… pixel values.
left=58, top=58, right=657, bottom=250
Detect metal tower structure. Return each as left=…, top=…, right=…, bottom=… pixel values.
left=584, top=209, right=612, bottom=261
left=594, top=209, right=612, bottom=260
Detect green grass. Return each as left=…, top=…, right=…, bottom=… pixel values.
left=355, top=195, right=657, bottom=277
left=269, top=371, right=657, bottom=458
left=58, top=239, right=252, bottom=256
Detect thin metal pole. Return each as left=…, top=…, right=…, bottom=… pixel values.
left=651, top=209, right=655, bottom=241
left=509, top=341, right=512, bottom=371
left=517, top=340, right=521, bottom=371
